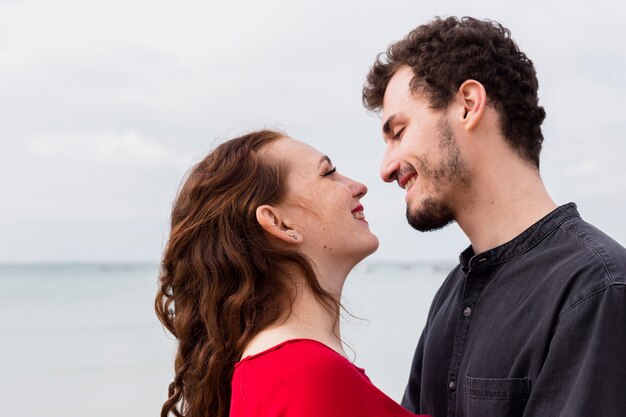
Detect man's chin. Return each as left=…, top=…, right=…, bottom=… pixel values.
left=406, top=201, right=455, bottom=232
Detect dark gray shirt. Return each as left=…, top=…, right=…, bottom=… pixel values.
left=402, top=203, right=626, bottom=417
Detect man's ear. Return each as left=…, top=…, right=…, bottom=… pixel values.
left=256, top=205, right=303, bottom=245
left=457, top=79, right=487, bottom=131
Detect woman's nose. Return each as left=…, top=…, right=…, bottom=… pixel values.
left=351, top=181, right=367, bottom=198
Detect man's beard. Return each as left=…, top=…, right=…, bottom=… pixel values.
left=406, top=115, right=470, bottom=232
left=407, top=197, right=455, bottom=232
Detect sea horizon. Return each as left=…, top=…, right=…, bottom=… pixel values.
left=1, top=259, right=449, bottom=416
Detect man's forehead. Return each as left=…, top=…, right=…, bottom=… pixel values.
left=386, top=66, right=414, bottom=95
left=382, top=67, right=415, bottom=117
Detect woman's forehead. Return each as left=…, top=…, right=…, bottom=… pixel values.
left=266, top=137, right=324, bottom=164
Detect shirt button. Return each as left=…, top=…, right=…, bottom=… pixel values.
left=448, top=380, right=456, bottom=391
left=463, top=306, right=472, bottom=317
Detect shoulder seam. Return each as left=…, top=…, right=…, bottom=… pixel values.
left=559, top=222, right=615, bottom=283
left=558, top=282, right=626, bottom=321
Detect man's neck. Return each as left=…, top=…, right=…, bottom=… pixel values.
left=456, top=163, right=557, bottom=255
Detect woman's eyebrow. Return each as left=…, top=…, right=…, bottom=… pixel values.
left=319, top=155, right=332, bottom=166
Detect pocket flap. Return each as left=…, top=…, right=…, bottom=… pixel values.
left=465, top=375, right=531, bottom=399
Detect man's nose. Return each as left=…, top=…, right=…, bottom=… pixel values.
left=380, top=147, right=400, bottom=183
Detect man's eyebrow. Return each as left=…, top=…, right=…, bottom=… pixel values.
left=382, top=114, right=397, bottom=135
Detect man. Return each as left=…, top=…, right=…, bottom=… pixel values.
left=362, top=17, right=626, bottom=417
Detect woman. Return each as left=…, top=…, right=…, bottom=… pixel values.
left=155, top=129, right=424, bottom=417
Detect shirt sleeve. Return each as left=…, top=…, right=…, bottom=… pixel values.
left=523, top=283, right=626, bottom=417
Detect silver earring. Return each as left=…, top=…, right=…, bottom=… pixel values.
left=288, top=233, right=298, bottom=240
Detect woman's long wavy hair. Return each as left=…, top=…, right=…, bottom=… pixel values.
left=155, top=130, right=339, bottom=417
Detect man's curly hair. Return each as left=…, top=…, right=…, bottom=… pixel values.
left=363, top=16, right=546, bottom=168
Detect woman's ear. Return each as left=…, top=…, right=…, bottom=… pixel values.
left=256, top=205, right=303, bottom=245
left=457, top=79, right=487, bottom=131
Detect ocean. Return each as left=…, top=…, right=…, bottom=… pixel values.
left=0, top=261, right=452, bottom=416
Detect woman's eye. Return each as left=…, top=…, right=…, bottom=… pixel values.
left=322, top=167, right=337, bottom=177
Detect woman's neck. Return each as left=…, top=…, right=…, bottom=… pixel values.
left=241, top=282, right=346, bottom=359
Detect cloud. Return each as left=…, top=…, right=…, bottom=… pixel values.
left=27, top=130, right=192, bottom=168
left=2, top=0, right=626, bottom=261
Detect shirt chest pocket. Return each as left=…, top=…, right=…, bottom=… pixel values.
left=463, top=375, right=531, bottom=417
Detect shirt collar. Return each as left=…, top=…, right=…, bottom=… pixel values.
left=459, top=203, right=580, bottom=271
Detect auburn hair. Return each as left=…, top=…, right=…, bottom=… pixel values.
left=155, top=130, right=338, bottom=417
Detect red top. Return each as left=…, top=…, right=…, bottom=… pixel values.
left=230, top=339, right=426, bottom=417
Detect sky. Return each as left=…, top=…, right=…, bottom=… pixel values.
left=1, top=0, right=625, bottom=263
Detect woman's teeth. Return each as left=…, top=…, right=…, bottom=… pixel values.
left=352, top=211, right=365, bottom=220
